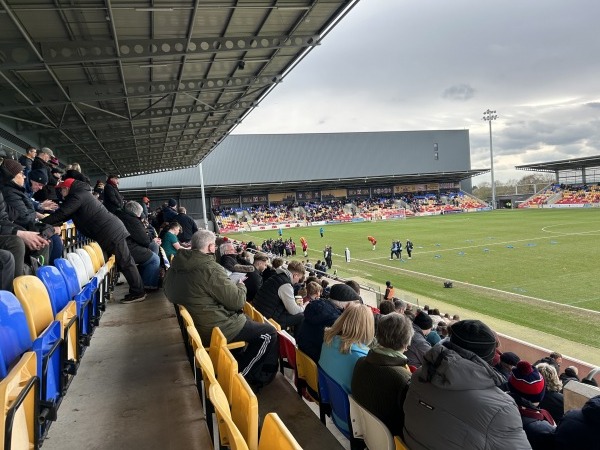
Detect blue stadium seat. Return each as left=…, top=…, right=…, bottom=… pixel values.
left=54, top=258, right=80, bottom=300
left=56, top=257, right=100, bottom=332
left=318, top=366, right=353, bottom=440
left=0, top=290, right=64, bottom=436
left=38, top=265, right=93, bottom=348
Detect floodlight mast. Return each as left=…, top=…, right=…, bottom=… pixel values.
left=483, top=109, right=498, bottom=209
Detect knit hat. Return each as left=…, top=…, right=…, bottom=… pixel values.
left=49, top=157, right=59, bottom=166
left=500, top=351, right=521, bottom=366
left=29, top=169, right=48, bottom=185
left=450, top=320, right=497, bottom=363
left=413, top=312, right=433, bottom=330
left=1, top=159, right=24, bottom=178
left=509, top=361, right=546, bottom=403
left=40, top=147, right=54, bottom=157
left=168, top=198, right=177, bottom=207
left=329, top=284, right=360, bottom=302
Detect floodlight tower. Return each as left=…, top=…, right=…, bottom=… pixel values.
left=483, top=109, right=498, bottom=209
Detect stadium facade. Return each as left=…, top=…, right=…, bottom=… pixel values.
left=120, top=130, right=485, bottom=214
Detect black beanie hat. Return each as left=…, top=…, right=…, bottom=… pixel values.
left=329, top=284, right=360, bottom=302
left=450, top=320, right=497, bottom=363
left=2, top=159, right=24, bottom=179
left=413, top=312, right=433, bottom=330
left=29, top=169, right=48, bottom=185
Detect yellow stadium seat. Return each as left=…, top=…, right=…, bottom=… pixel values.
left=217, top=345, right=238, bottom=405
left=243, top=302, right=253, bottom=317
left=14, top=275, right=79, bottom=363
left=251, top=308, right=265, bottom=324
left=0, top=352, right=38, bottom=450
left=231, top=373, right=258, bottom=450
left=258, top=413, right=302, bottom=450
left=89, top=241, right=105, bottom=266
left=83, top=245, right=102, bottom=273
left=195, top=347, right=216, bottom=421
left=268, top=318, right=281, bottom=331
left=395, top=435, right=409, bottom=450
left=209, top=382, right=249, bottom=450
left=209, top=327, right=245, bottom=374
left=295, top=348, right=325, bottom=423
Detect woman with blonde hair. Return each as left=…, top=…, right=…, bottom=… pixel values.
left=319, top=303, right=374, bottom=392
left=536, top=362, right=564, bottom=424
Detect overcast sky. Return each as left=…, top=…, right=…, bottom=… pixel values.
left=233, top=0, right=600, bottom=184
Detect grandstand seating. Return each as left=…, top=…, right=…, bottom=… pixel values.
left=0, top=290, right=63, bottom=437
left=295, top=348, right=326, bottom=423
left=231, top=373, right=259, bottom=450
left=349, top=394, right=400, bottom=450
left=209, top=326, right=245, bottom=374
left=317, top=367, right=354, bottom=441
left=75, top=248, right=95, bottom=280
left=216, top=345, right=238, bottom=406
left=54, top=259, right=95, bottom=337
left=66, top=252, right=89, bottom=289
left=0, top=351, right=38, bottom=450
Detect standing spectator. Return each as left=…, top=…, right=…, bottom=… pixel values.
left=116, top=201, right=161, bottom=291
left=161, top=221, right=183, bottom=262
left=164, top=229, right=279, bottom=387
left=32, top=147, right=58, bottom=202
left=344, top=247, right=351, bottom=262
left=406, top=239, right=414, bottom=259
left=174, top=206, right=198, bottom=244
left=404, top=312, right=433, bottom=368
left=103, top=174, right=124, bottom=214
left=536, top=362, right=565, bottom=424
left=93, top=180, right=104, bottom=201
left=508, top=361, right=556, bottom=449
left=162, top=199, right=178, bottom=223
left=141, top=196, right=150, bottom=219
left=253, top=260, right=306, bottom=334
left=352, top=313, right=414, bottom=437
left=403, top=320, right=530, bottom=450
left=41, top=178, right=146, bottom=303
left=553, top=395, right=600, bottom=450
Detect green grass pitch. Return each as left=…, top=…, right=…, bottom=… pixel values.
left=229, top=208, right=600, bottom=349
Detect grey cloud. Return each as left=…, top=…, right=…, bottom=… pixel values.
left=442, top=84, right=476, bottom=101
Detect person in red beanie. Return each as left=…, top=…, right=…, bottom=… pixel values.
left=508, top=360, right=557, bottom=449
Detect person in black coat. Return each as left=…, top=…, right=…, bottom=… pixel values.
left=554, top=395, right=600, bottom=449
left=296, top=283, right=361, bottom=362
left=173, top=206, right=198, bottom=244
left=32, top=147, right=58, bottom=202
left=116, top=201, right=161, bottom=290
left=103, top=174, right=124, bottom=214
left=41, top=178, right=145, bottom=303
left=244, top=252, right=269, bottom=302
left=0, top=159, right=50, bottom=277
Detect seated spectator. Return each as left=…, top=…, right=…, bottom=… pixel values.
left=535, top=351, right=562, bottom=374
left=378, top=300, right=395, bottom=315
left=425, top=320, right=442, bottom=346
left=403, top=320, right=530, bottom=450
left=243, top=252, right=269, bottom=302
left=553, top=395, right=600, bottom=450
left=162, top=198, right=178, bottom=223
left=116, top=201, right=161, bottom=291
left=319, top=304, right=374, bottom=434
left=296, top=283, right=361, bottom=363
left=351, top=313, right=414, bottom=437
left=536, top=362, right=565, bottom=424
left=160, top=221, right=183, bottom=261
left=219, top=241, right=254, bottom=275
left=261, top=257, right=282, bottom=281
left=495, top=351, right=521, bottom=387
left=559, top=366, right=580, bottom=388
left=303, top=281, right=322, bottom=305
left=253, top=260, right=306, bottom=334
left=393, top=298, right=406, bottom=314
left=508, top=361, right=557, bottom=449
left=0, top=249, right=15, bottom=291
left=404, top=311, right=432, bottom=368
left=164, top=229, right=278, bottom=387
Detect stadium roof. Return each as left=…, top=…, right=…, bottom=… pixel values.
left=516, top=155, right=600, bottom=173
left=119, top=130, right=486, bottom=198
left=0, top=0, right=359, bottom=178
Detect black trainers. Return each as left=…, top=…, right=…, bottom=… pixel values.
left=120, top=293, right=146, bottom=304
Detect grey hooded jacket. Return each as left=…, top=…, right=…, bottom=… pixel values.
left=403, top=342, right=532, bottom=450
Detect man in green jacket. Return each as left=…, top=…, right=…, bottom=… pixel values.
left=164, top=229, right=278, bottom=387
